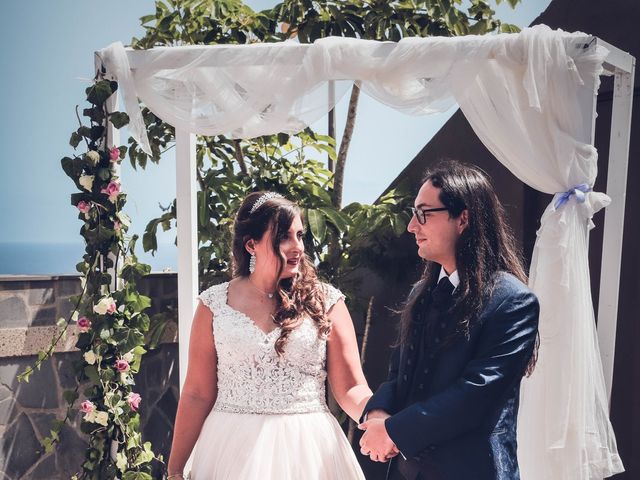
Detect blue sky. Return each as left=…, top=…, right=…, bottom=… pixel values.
left=0, top=0, right=551, bottom=273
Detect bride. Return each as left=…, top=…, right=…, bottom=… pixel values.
left=166, top=191, right=371, bottom=479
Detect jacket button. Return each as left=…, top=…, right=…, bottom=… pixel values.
left=418, top=383, right=424, bottom=389
left=423, top=368, right=429, bottom=374
left=403, top=374, right=408, bottom=381
left=434, top=337, right=441, bottom=344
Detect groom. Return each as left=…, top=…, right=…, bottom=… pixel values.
left=359, top=160, right=539, bottom=480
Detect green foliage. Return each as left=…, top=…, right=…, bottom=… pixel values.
left=132, top=0, right=280, bottom=49
left=133, top=0, right=522, bottom=49
left=19, top=73, right=161, bottom=478
left=273, top=0, right=519, bottom=41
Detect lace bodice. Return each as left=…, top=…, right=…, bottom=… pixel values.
left=198, top=281, right=345, bottom=414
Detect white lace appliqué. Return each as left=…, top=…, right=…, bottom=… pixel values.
left=198, top=281, right=345, bottom=414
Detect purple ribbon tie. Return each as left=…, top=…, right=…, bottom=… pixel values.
left=554, top=183, right=592, bottom=209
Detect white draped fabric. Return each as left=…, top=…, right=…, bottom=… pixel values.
left=99, top=24, right=623, bottom=479
left=453, top=28, right=624, bottom=479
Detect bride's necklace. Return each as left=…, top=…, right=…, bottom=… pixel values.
left=248, top=276, right=276, bottom=299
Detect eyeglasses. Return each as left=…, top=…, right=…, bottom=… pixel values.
left=410, top=206, right=448, bottom=225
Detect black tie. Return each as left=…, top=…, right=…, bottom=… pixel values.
left=431, top=276, right=455, bottom=309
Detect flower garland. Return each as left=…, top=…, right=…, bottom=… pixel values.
left=18, top=73, right=160, bottom=479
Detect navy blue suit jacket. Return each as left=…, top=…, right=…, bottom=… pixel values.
left=363, top=272, right=539, bottom=480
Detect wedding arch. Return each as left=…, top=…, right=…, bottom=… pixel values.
left=97, top=25, right=633, bottom=479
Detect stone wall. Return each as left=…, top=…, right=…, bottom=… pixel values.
left=0, top=274, right=180, bottom=479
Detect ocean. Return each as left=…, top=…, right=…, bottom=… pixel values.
left=0, top=242, right=178, bottom=276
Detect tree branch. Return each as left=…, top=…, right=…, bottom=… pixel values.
left=233, top=139, right=248, bottom=174
left=332, top=82, right=360, bottom=208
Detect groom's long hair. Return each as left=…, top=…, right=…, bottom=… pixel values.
left=399, top=159, right=538, bottom=374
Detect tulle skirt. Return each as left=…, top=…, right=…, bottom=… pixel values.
left=190, top=410, right=365, bottom=479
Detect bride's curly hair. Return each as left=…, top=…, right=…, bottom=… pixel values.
left=232, top=191, right=330, bottom=355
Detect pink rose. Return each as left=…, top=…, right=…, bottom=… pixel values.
left=80, top=400, right=95, bottom=414
left=126, top=392, right=142, bottom=411
left=77, top=316, right=91, bottom=333
left=106, top=302, right=117, bottom=315
left=109, top=147, right=120, bottom=162
left=114, top=359, right=130, bottom=373
left=100, top=181, right=120, bottom=203
left=77, top=201, right=91, bottom=214
left=113, top=221, right=121, bottom=232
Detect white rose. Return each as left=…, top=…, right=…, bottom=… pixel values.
left=120, top=372, right=134, bottom=385
left=83, top=350, right=97, bottom=365
left=122, top=351, right=134, bottom=363
left=93, top=411, right=109, bottom=426
left=83, top=410, right=96, bottom=423
left=79, top=175, right=94, bottom=192
left=85, top=151, right=100, bottom=166
left=93, top=296, right=115, bottom=315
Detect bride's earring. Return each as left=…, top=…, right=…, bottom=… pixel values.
left=249, top=253, right=256, bottom=273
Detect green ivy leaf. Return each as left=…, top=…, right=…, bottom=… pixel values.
left=77, top=126, right=91, bottom=139
left=97, top=167, right=112, bottom=182
left=112, top=329, right=145, bottom=353
left=132, top=442, right=154, bottom=467
left=142, top=229, right=158, bottom=254
left=41, top=436, right=55, bottom=454
left=52, top=418, right=66, bottom=431
left=122, top=472, right=152, bottom=480
left=125, top=291, right=152, bottom=312
left=99, top=328, right=112, bottom=341
left=90, top=125, right=105, bottom=142
left=103, top=368, right=115, bottom=381
left=17, top=368, right=32, bottom=383
left=131, top=313, right=150, bottom=333
left=86, top=80, right=113, bottom=105
left=70, top=132, right=83, bottom=148
left=63, top=389, right=79, bottom=404
left=110, top=112, right=130, bottom=129
left=84, top=365, right=99, bottom=383
left=76, top=261, right=89, bottom=274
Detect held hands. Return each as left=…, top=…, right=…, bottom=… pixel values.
left=358, top=410, right=400, bottom=462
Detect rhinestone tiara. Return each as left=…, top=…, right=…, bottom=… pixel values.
left=249, top=192, right=284, bottom=214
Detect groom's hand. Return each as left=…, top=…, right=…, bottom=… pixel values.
left=366, top=409, right=391, bottom=421
left=358, top=418, right=399, bottom=462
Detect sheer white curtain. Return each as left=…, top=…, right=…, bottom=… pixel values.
left=100, top=32, right=504, bottom=154
left=453, top=27, right=624, bottom=479
left=99, top=25, right=623, bottom=479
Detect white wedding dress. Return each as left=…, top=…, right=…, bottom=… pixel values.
left=190, top=281, right=365, bottom=480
